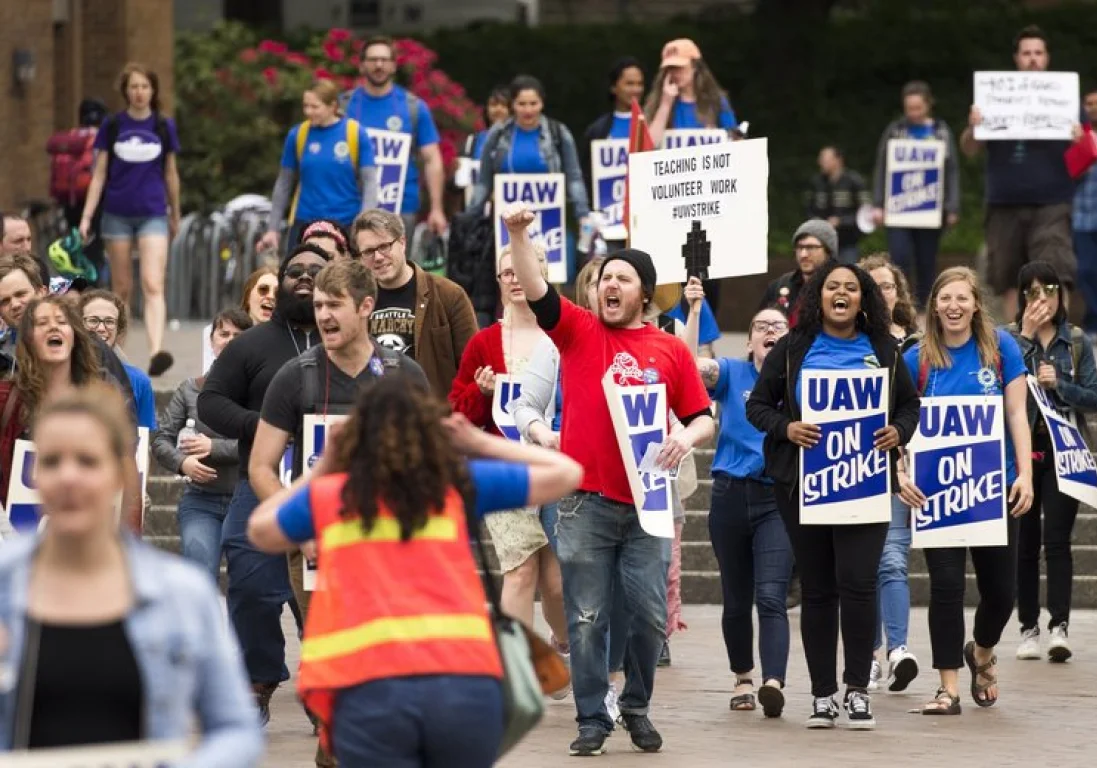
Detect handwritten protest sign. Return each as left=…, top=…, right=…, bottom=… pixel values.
left=973, top=71, right=1080, bottom=141
left=366, top=128, right=411, bottom=214
left=628, top=138, right=768, bottom=285
left=908, top=396, right=1008, bottom=548
left=799, top=370, right=890, bottom=525
left=494, top=173, right=568, bottom=283
left=602, top=372, right=674, bottom=538
left=455, top=157, right=480, bottom=207
left=301, top=414, right=350, bottom=591
left=1027, top=376, right=1097, bottom=507
left=591, top=139, right=629, bottom=241
left=492, top=374, right=523, bottom=442
left=884, top=139, right=946, bottom=229
left=3, top=739, right=190, bottom=767
left=662, top=128, right=728, bottom=150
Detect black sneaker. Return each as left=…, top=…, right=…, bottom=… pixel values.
left=621, top=713, right=663, bottom=753
left=569, top=726, right=607, bottom=757
left=805, top=696, right=838, bottom=729
left=252, top=682, right=278, bottom=727
left=657, top=640, right=671, bottom=667
left=844, top=689, right=876, bottom=730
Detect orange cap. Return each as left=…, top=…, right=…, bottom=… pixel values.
left=660, top=38, right=702, bottom=68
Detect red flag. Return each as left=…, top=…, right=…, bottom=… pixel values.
left=624, top=98, right=655, bottom=245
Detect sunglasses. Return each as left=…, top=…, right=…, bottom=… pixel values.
left=1024, top=284, right=1059, bottom=301
left=285, top=263, right=324, bottom=281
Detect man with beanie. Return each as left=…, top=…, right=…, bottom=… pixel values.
left=198, top=242, right=331, bottom=738
left=502, top=204, right=714, bottom=756
left=760, top=218, right=838, bottom=327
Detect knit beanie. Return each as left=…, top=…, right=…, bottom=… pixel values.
left=792, top=219, right=839, bottom=259
left=599, top=248, right=657, bottom=301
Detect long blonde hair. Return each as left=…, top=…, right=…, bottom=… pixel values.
left=643, top=60, right=727, bottom=129
left=920, top=266, right=999, bottom=371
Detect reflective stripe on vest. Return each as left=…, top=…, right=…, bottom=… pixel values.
left=320, top=514, right=457, bottom=551
left=301, top=612, right=492, bottom=663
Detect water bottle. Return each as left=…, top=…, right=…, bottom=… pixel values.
left=177, top=418, right=198, bottom=449
left=577, top=216, right=597, bottom=254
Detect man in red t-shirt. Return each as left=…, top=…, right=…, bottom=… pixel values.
left=503, top=205, right=713, bottom=756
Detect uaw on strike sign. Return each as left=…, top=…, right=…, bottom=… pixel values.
left=1027, top=376, right=1097, bottom=507
left=494, top=173, right=568, bottom=284
left=492, top=373, right=523, bottom=442
left=908, top=396, right=1008, bottom=548
left=366, top=128, right=411, bottom=214
left=884, top=139, right=946, bottom=229
left=591, top=139, right=629, bottom=242
left=300, top=414, right=349, bottom=591
left=799, top=370, right=890, bottom=525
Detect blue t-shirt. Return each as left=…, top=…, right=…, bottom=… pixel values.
left=123, top=363, right=157, bottom=431
left=671, top=97, right=737, bottom=131
left=344, top=85, right=441, bottom=214
left=903, top=329, right=1026, bottom=484
left=667, top=300, right=720, bottom=345
left=276, top=459, right=531, bottom=543
left=504, top=126, right=550, bottom=174
left=795, top=332, right=878, bottom=407
left=471, top=130, right=490, bottom=160
left=280, top=118, right=375, bottom=226
left=907, top=122, right=934, bottom=140
left=94, top=112, right=181, bottom=218
left=608, top=112, right=632, bottom=139
left=711, top=358, right=768, bottom=482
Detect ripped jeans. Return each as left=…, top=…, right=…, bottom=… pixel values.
left=555, top=491, right=671, bottom=733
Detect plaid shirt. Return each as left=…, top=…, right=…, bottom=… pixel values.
left=1073, top=163, right=1097, bottom=232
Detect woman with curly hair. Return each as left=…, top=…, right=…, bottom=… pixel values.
left=246, top=376, right=581, bottom=766
left=747, top=262, right=921, bottom=730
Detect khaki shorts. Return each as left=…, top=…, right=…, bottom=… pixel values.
left=985, top=202, right=1075, bottom=294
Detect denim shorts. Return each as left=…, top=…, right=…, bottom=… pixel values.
left=101, top=212, right=169, bottom=241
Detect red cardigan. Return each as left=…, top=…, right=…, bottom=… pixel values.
left=448, top=323, right=506, bottom=435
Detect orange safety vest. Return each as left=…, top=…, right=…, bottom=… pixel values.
left=299, top=473, right=502, bottom=749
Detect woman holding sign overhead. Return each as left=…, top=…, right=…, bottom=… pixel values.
left=1008, top=263, right=1097, bottom=664
left=746, top=262, right=921, bottom=731
left=899, top=266, right=1033, bottom=715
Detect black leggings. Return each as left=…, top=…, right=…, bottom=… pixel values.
left=775, top=483, right=888, bottom=698
left=1017, top=455, right=1079, bottom=631
left=925, top=517, right=1019, bottom=670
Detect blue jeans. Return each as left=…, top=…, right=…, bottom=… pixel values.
left=708, top=475, right=793, bottom=683
left=1073, top=229, right=1097, bottom=333
left=875, top=495, right=912, bottom=654
left=555, top=492, right=670, bottom=733
left=100, top=212, right=169, bottom=240
left=221, top=478, right=294, bottom=685
left=887, top=226, right=943, bottom=308
left=177, top=485, right=231, bottom=583
left=332, top=675, right=503, bottom=767
left=540, top=503, right=559, bottom=552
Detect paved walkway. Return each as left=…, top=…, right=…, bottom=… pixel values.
left=261, top=605, right=1093, bottom=767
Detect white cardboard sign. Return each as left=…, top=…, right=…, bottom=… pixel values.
left=973, top=71, right=1080, bottom=141
left=884, top=139, right=947, bottom=229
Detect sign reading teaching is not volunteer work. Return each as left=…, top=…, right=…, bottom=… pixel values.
left=494, top=173, right=568, bottom=284
left=908, top=396, right=1008, bottom=548
left=973, top=71, right=1080, bottom=141
left=1027, top=376, right=1097, bottom=507
left=366, top=128, right=411, bottom=214
left=590, top=139, right=629, bottom=242
left=799, top=370, right=891, bottom=525
left=628, top=138, right=769, bottom=285
left=884, top=139, right=946, bottom=229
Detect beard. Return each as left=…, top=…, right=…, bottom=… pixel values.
left=276, top=288, right=315, bottom=326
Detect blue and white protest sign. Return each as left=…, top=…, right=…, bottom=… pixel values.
left=602, top=372, right=674, bottom=538
left=494, top=173, right=568, bottom=284
left=300, top=414, right=350, bottom=591
left=884, top=139, right=946, bottom=229
left=366, top=128, right=411, bottom=214
left=1027, top=376, right=1097, bottom=507
left=280, top=446, right=295, bottom=488
left=661, top=128, right=727, bottom=150
left=492, top=374, right=523, bottom=442
left=908, top=396, right=1008, bottom=548
left=799, top=370, right=891, bottom=525
left=591, top=139, right=629, bottom=241
left=455, top=157, right=480, bottom=207
left=2, top=739, right=189, bottom=767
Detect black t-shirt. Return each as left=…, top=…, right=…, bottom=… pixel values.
left=371, top=272, right=418, bottom=358
left=986, top=139, right=1074, bottom=206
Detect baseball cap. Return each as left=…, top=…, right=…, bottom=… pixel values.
left=661, top=39, right=702, bottom=69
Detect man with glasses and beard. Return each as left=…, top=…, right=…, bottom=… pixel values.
left=198, top=243, right=331, bottom=729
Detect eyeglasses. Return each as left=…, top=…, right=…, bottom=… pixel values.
left=254, top=283, right=274, bottom=296
left=497, top=269, right=518, bottom=282
left=1024, top=284, right=1059, bottom=301
left=285, top=263, right=324, bottom=281
left=876, top=282, right=897, bottom=294
left=751, top=320, right=789, bottom=334
left=795, top=244, right=825, bottom=253
left=358, top=237, right=400, bottom=259
left=83, top=316, right=118, bottom=330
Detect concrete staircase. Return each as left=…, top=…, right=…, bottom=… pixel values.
left=147, top=389, right=1097, bottom=607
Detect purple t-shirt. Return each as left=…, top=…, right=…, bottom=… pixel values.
left=93, top=112, right=181, bottom=218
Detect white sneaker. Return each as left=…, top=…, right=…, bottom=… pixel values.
left=604, top=684, right=621, bottom=723
left=886, top=646, right=919, bottom=692
left=1017, top=627, right=1042, bottom=660
left=867, top=659, right=882, bottom=692
left=550, top=651, right=572, bottom=700
left=1048, top=623, right=1072, bottom=663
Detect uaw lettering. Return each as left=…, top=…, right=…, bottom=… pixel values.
left=601, top=366, right=674, bottom=538
left=629, top=138, right=769, bottom=284
left=1027, top=376, right=1097, bottom=507
left=301, top=414, right=350, bottom=591
left=972, top=70, right=1080, bottom=141
left=591, top=138, right=629, bottom=241
left=661, top=128, right=727, bottom=149
left=884, top=139, right=946, bottom=229
left=494, top=173, right=568, bottom=283
left=908, top=395, right=1007, bottom=548
left=366, top=128, right=411, bottom=214
left=492, top=374, right=523, bottom=442
left=799, top=370, right=890, bottom=524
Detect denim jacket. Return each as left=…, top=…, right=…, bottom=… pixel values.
left=469, top=116, right=591, bottom=219
left=0, top=534, right=262, bottom=766
left=1010, top=321, right=1097, bottom=441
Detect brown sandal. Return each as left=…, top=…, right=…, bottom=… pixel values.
left=922, top=687, right=961, bottom=716
left=963, top=641, right=998, bottom=708
left=730, top=678, right=756, bottom=711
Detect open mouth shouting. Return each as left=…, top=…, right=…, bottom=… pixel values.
left=763, top=337, right=777, bottom=349
left=320, top=322, right=341, bottom=341
left=258, top=297, right=275, bottom=319
left=604, top=293, right=622, bottom=312
left=45, top=332, right=66, bottom=349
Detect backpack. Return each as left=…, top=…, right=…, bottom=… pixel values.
left=480, top=119, right=565, bottom=174
left=46, top=127, right=98, bottom=207
left=289, top=118, right=362, bottom=225
left=298, top=344, right=414, bottom=417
